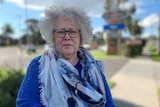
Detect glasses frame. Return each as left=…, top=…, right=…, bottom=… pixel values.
left=53, top=29, right=80, bottom=38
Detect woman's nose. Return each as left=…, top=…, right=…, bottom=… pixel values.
left=63, top=32, right=71, bottom=39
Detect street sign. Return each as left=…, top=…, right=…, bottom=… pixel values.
left=104, top=23, right=125, bottom=30
left=103, top=10, right=127, bottom=21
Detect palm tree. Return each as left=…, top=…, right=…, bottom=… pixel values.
left=1, top=23, right=14, bottom=45
left=24, top=19, right=40, bottom=44
left=104, top=0, right=129, bottom=11
left=130, top=19, right=143, bottom=39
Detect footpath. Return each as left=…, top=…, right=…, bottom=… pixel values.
left=110, top=44, right=160, bottom=107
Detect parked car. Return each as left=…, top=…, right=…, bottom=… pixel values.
left=26, top=43, right=36, bottom=53
left=43, top=44, right=51, bottom=51
left=83, top=44, right=91, bottom=50
left=99, top=45, right=108, bottom=52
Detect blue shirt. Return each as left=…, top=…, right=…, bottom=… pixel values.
left=16, top=56, right=116, bottom=107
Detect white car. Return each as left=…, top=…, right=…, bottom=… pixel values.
left=44, top=44, right=52, bottom=51
left=99, top=45, right=108, bottom=52
left=26, top=43, right=36, bottom=53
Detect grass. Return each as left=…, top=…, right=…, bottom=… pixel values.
left=91, top=51, right=120, bottom=59
left=29, top=52, right=40, bottom=57
left=158, top=87, right=160, bottom=104
left=108, top=80, right=116, bottom=89
left=150, top=45, right=160, bottom=61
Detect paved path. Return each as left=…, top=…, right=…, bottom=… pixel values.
left=101, top=58, right=129, bottom=79
left=110, top=44, right=160, bottom=107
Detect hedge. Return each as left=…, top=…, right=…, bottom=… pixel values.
left=120, top=43, right=143, bottom=57
left=0, top=69, right=24, bottom=107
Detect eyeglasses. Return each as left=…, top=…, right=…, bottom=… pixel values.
left=53, top=29, right=80, bottom=38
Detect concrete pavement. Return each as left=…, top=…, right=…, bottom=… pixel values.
left=109, top=45, right=160, bottom=107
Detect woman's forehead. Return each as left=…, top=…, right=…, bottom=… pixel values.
left=56, top=17, right=78, bottom=28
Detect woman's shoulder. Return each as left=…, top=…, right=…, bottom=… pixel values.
left=31, top=55, right=41, bottom=62
left=28, top=55, right=41, bottom=65
left=27, top=56, right=41, bottom=71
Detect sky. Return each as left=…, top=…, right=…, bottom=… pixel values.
left=0, top=0, right=160, bottom=39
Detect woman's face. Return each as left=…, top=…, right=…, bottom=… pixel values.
left=54, top=17, right=81, bottom=59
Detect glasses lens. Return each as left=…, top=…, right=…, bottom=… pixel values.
left=69, top=30, right=79, bottom=37
left=55, top=30, right=65, bottom=38
left=54, top=29, right=80, bottom=38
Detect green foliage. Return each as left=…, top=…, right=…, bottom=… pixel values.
left=120, top=43, right=143, bottom=57
left=120, top=44, right=131, bottom=57
left=108, top=80, right=116, bottom=89
left=130, top=20, right=143, bottom=38
left=150, top=45, right=160, bottom=61
left=91, top=51, right=119, bottom=59
left=0, top=68, right=24, bottom=107
left=1, top=23, right=14, bottom=37
left=158, top=87, right=160, bottom=104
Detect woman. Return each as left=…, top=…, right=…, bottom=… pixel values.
left=16, top=6, right=116, bottom=107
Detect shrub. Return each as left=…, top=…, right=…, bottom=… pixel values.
left=0, top=69, right=24, bottom=107
left=120, top=43, right=143, bottom=57
left=120, top=44, right=131, bottom=57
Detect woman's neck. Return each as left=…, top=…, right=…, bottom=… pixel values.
left=65, top=54, right=79, bottom=66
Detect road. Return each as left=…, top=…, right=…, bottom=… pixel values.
left=100, top=58, right=129, bottom=79
left=0, top=47, right=31, bottom=70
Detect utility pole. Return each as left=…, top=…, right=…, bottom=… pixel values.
left=158, top=15, right=160, bottom=55
left=17, top=15, right=22, bottom=48
left=25, top=0, right=29, bottom=45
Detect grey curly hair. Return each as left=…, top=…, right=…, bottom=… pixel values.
left=38, top=6, right=93, bottom=45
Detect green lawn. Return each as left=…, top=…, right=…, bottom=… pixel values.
left=108, top=80, right=116, bottom=89
left=158, top=87, right=160, bottom=104
left=150, top=45, right=160, bottom=61
left=91, top=51, right=120, bottom=59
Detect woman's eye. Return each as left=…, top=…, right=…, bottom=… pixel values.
left=57, top=31, right=65, bottom=34
left=70, top=30, right=77, bottom=34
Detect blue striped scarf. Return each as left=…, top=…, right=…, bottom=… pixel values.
left=39, top=47, right=106, bottom=107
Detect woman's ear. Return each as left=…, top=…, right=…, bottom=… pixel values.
left=80, top=34, right=83, bottom=46
left=52, top=35, right=55, bottom=44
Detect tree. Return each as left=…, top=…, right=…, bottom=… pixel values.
left=2, top=23, right=14, bottom=37
left=1, top=23, right=14, bottom=45
left=130, top=19, right=143, bottom=39
left=24, top=19, right=41, bottom=44
left=93, top=32, right=105, bottom=45
left=104, top=0, right=128, bottom=10
left=104, top=0, right=143, bottom=38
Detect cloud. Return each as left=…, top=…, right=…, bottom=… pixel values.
left=139, top=14, right=159, bottom=28
left=93, top=27, right=103, bottom=34
left=125, top=0, right=154, bottom=15
left=7, top=0, right=44, bottom=10
left=141, top=32, right=152, bottom=38
left=7, top=0, right=154, bottom=18
left=7, top=0, right=106, bottom=17
left=141, top=30, right=158, bottom=38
